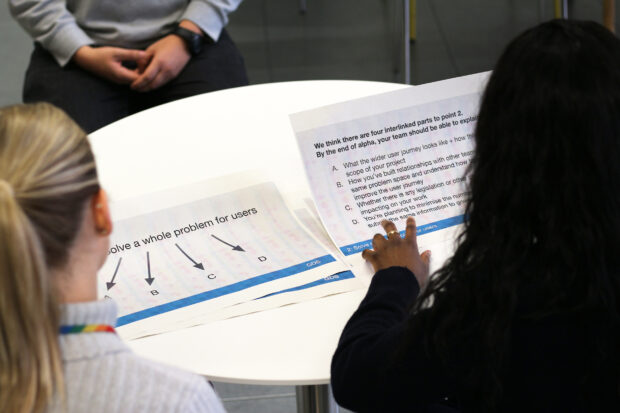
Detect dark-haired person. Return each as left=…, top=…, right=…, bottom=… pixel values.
left=331, top=20, right=620, bottom=412
left=0, top=103, right=226, bottom=413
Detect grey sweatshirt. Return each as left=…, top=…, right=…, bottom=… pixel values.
left=46, top=299, right=226, bottom=413
left=9, top=0, right=243, bottom=66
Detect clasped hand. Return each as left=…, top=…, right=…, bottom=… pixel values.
left=73, top=35, right=191, bottom=92
left=362, top=217, right=431, bottom=287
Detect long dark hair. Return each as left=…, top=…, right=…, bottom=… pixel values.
left=409, top=20, right=620, bottom=410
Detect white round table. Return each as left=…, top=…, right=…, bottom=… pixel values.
left=90, top=80, right=409, bottom=411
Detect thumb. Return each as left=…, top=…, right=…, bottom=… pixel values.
left=136, top=51, right=153, bottom=73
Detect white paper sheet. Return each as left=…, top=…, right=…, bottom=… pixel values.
left=291, top=72, right=490, bottom=283
left=97, top=174, right=358, bottom=339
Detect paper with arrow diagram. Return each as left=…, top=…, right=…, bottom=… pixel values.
left=98, top=177, right=357, bottom=339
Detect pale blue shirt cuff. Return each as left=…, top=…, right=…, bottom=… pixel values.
left=181, top=0, right=241, bottom=42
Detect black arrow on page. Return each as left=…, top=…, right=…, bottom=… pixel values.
left=211, top=234, right=245, bottom=252
left=106, top=257, right=122, bottom=291
left=145, top=251, right=155, bottom=286
left=175, top=243, right=204, bottom=270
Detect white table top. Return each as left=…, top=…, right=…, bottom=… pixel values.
left=90, top=80, right=409, bottom=385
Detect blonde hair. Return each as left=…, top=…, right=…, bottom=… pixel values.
left=0, top=103, right=100, bottom=413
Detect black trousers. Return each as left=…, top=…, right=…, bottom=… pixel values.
left=23, top=29, right=248, bottom=133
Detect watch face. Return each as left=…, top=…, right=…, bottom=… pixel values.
left=175, top=27, right=203, bottom=55
left=191, top=36, right=202, bottom=55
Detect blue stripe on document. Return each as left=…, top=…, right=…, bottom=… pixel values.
left=258, top=270, right=356, bottom=299
left=116, top=254, right=336, bottom=326
left=339, top=214, right=465, bottom=256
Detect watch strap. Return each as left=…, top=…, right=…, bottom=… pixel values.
left=172, top=25, right=206, bottom=55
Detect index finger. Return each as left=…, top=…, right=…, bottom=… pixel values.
left=142, top=69, right=171, bottom=92
left=113, top=48, right=148, bottom=63
left=136, top=52, right=152, bottom=73
left=404, top=216, right=418, bottom=244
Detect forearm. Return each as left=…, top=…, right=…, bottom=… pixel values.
left=337, top=267, right=420, bottom=348
left=331, top=267, right=420, bottom=410
left=9, top=0, right=93, bottom=66
left=181, top=0, right=243, bottom=42
left=331, top=267, right=454, bottom=411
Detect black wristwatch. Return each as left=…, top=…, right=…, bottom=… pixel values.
left=172, top=25, right=208, bottom=56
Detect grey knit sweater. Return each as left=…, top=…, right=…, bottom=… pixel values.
left=47, top=299, right=226, bottom=413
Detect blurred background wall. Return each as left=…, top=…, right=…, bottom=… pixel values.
left=1, top=0, right=616, bottom=107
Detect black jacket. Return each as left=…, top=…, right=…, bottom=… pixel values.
left=331, top=267, right=620, bottom=412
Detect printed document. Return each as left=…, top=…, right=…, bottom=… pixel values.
left=291, top=72, right=489, bottom=282
left=98, top=176, right=356, bottom=339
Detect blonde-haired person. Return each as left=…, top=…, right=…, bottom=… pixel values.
left=0, top=103, right=226, bottom=413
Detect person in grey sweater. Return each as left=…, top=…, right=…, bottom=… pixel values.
left=52, top=300, right=225, bottom=413
left=0, top=102, right=226, bottom=413
left=9, top=0, right=247, bottom=133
